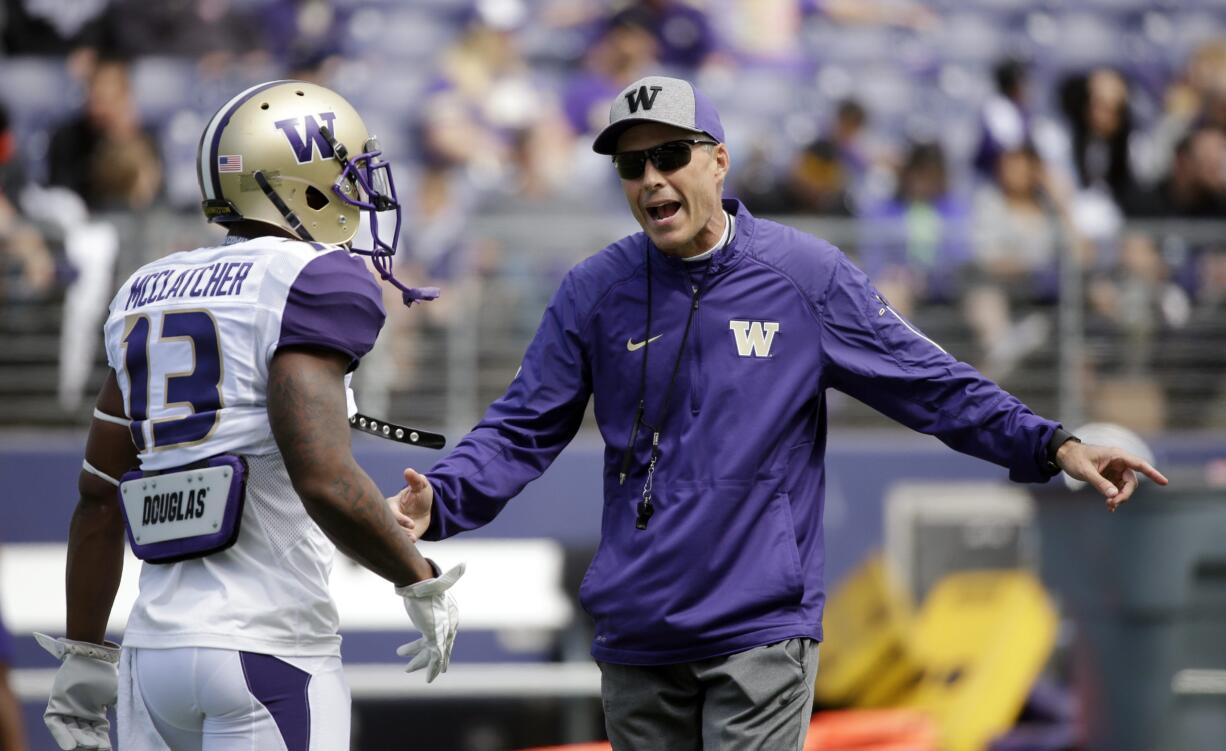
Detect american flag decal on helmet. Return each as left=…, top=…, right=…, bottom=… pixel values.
left=217, top=154, right=243, bottom=173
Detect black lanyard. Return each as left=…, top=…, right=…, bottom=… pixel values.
left=618, top=221, right=729, bottom=531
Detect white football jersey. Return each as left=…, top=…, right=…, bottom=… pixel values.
left=102, top=235, right=386, bottom=656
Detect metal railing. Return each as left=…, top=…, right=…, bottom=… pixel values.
left=3, top=210, right=1223, bottom=436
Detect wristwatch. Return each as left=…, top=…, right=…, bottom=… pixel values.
left=1044, top=427, right=1081, bottom=474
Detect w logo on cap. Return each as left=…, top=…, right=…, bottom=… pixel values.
left=625, top=85, right=663, bottom=114
left=274, top=112, right=337, bottom=163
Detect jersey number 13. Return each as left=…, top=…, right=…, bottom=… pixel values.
left=121, top=310, right=223, bottom=451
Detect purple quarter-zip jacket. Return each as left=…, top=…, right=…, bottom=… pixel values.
left=424, top=199, right=1061, bottom=665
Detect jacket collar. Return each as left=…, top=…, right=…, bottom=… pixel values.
left=647, top=198, right=754, bottom=276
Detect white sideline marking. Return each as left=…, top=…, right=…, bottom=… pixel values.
left=11, top=662, right=602, bottom=701
left=0, top=539, right=573, bottom=633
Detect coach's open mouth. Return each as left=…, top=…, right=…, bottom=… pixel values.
left=647, top=201, right=681, bottom=221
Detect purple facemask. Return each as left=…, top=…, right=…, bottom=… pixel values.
left=325, top=129, right=439, bottom=307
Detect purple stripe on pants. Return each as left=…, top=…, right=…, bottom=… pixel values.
left=240, top=651, right=311, bottom=751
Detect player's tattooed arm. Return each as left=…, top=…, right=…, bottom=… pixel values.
left=268, top=348, right=436, bottom=586
left=67, top=371, right=137, bottom=644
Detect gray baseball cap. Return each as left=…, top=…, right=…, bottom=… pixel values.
left=592, top=75, right=725, bottom=155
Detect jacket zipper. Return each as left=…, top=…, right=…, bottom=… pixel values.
left=690, top=280, right=704, bottom=415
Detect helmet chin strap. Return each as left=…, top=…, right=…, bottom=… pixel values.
left=317, top=126, right=441, bottom=307
left=254, top=170, right=316, bottom=242
left=254, top=163, right=439, bottom=306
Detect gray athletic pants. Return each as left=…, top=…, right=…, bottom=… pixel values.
left=598, top=638, right=819, bottom=751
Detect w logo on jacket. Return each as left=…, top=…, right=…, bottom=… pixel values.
left=729, top=321, right=780, bottom=358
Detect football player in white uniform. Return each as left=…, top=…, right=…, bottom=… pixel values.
left=35, top=80, right=460, bottom=750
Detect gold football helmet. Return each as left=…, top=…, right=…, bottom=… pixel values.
left=197, top=80, right=437, bottom=304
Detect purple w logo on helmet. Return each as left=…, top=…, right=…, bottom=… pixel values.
left=274, top=112, right=337, bottom=163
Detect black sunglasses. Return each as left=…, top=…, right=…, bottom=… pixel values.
left=612, top=139, right=718, bottom=180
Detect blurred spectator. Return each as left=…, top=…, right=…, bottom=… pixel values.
left=741, top=99, right=882, bottom=216
left=373, top=0, right=576, bottom=409
left=1127, top=127, right=1226, bottom=219
left=828, top=97, right=900, bottom=209
left=782, top=138, right=855, bottom=216
left=965, top=144, right=1078, bottom=379
left=0, top=104, right=55, bottom=299
left=829, top=100, right=870, bottom=180
left=1185, top=40, right=1226, bottom=133
left=715, top=0, right=800, bottom=61
left=540, top=0, right=718, bottom=69
left=285, top=45, right=340, bottom=87
left=1137, top=40, right=1226, bottom=182
left=970, top=145, right=1063, bottom=287
left=0, top=105, right=21, bottom=204
left=419, top=2, right=571, bottom=199
left=0, top=606, right=28, bottom=751
left=973, top=59, right=1062, bottom=180
left=0, top=0, right=108, bottom=54
left=257, top=0, right=346, bottom=78
left=0, top=188, right=55, bottom=299
left=90, top=0, right=263, bottom=64
left=45, top=57, right=163, bottom=212
left=356, top=172, right=481, bottom=418
left=0, top=0, right=1220, bottom=434
left=825, top=98, right=897, bottom=204
left=561, top=10, right=659, bottom=138
left=801, top=0, right=937, bottom=31
left=729, top=139, right=791, bottom=214
left=1058, top=68, right=1140, bottom=211
left=1155, top=243, right=1226, bottom=428
left=403, top=172, right=483, bottom=286
left=615, top=0, right=718, bottom=69
left=725, top=134, right=853, bottom=215
left=1087, top=232, right=1189, bottom=376
left=859, top=142, right=969, bottom=316
left=974, top=59, right=1030, bottom=177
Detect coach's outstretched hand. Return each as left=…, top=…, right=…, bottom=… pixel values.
left=393, top=467, right=434, bottom=542
left=1055, top=441, right=1169, bottom=510
left=33, top=632, right=120, bottom=750
left=396, top=562, right=465, bottom=682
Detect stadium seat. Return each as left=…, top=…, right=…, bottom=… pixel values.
left=130, top=57, right=196, bottom=124
left=0, top=57, right=76, bottom=142
left=342, top=6, right=454, bottom=63
left=1079, top=0, right=1160, bottom=12
left=1170, top=13, right=1226, bottom=57
left=1048, top=13, right=1131, bottom=65
left=937, top=14, right=1008, bottom=64
left=160, top=109, right=211, bottom=209
left=853, top=65, right=916, bottom=120
left=806, top=25, right=900, bottom=65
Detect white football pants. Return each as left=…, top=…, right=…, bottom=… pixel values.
left=118, top=646, right=350, bottom=750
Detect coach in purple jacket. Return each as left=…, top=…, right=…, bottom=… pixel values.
left=397, top=75, right=1167, bottom=749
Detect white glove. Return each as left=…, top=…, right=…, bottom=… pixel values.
left=395, top=562, right=464, bottom=682
left=33, top=632, right=120, bottom=751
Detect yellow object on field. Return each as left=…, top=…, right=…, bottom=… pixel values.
left=902, top=570, right=1058, bottom=751
left=813, top=554, right=919, bottom=708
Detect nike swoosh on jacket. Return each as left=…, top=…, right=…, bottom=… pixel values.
left=626, top=334, right=662, bottom=351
